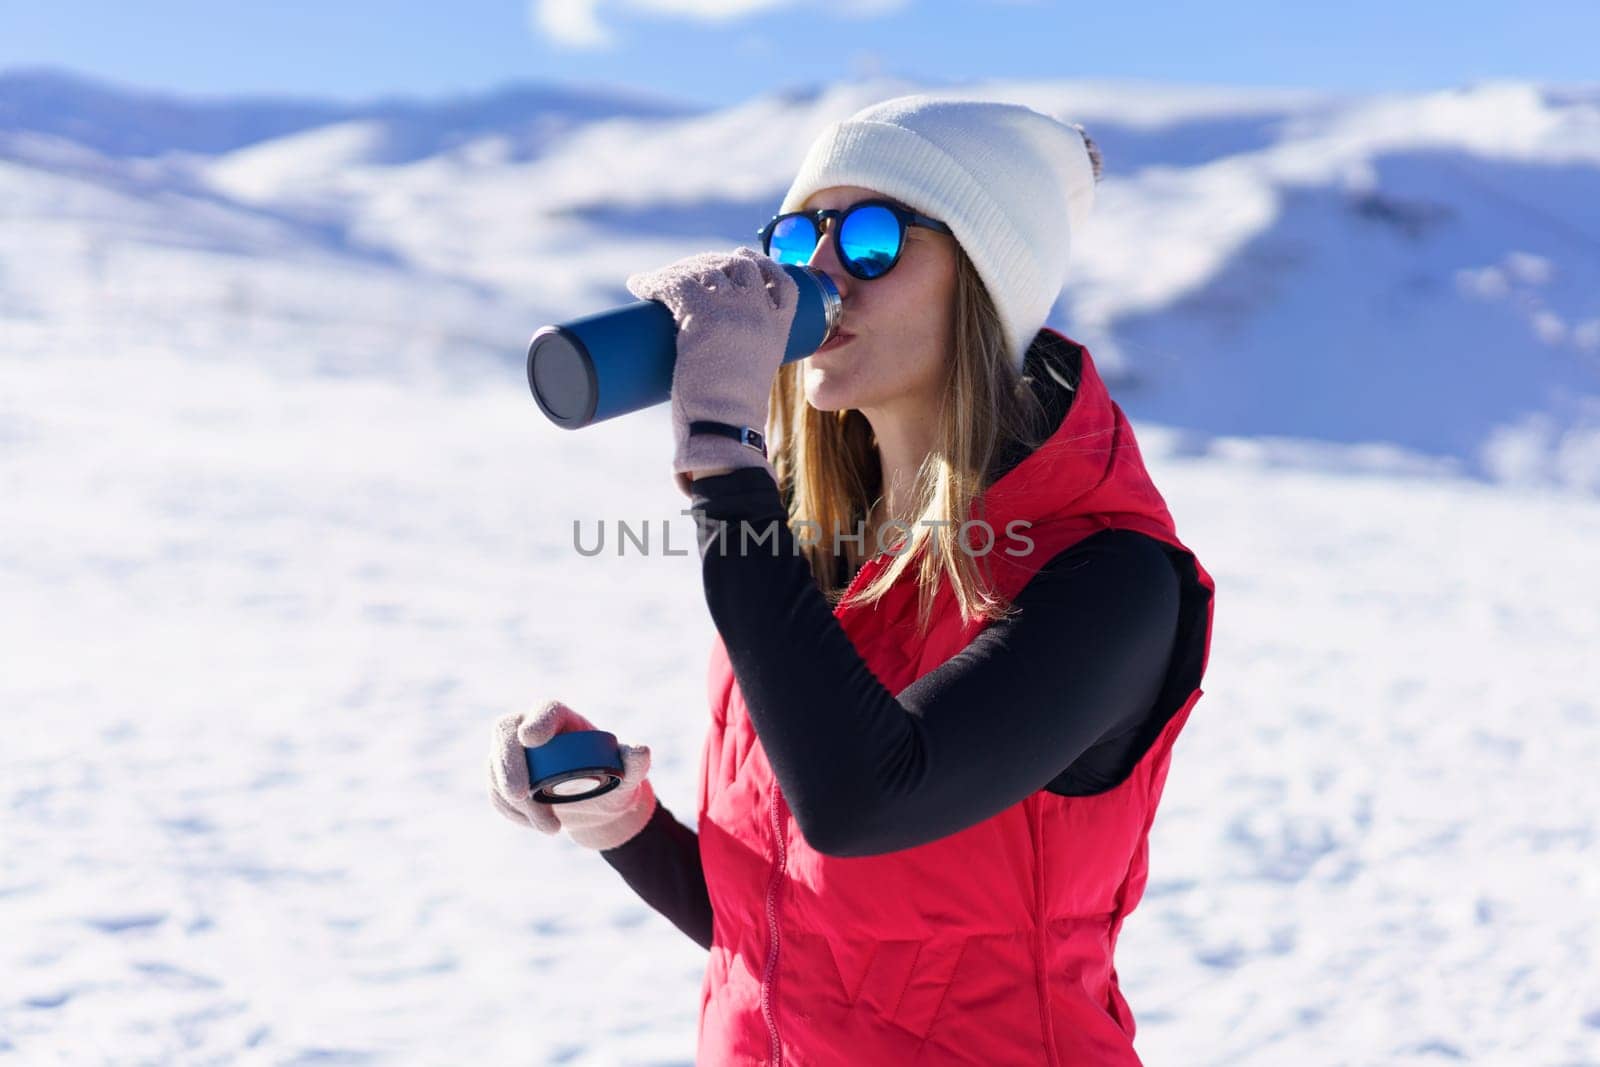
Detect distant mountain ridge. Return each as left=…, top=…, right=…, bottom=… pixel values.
left=0, top=67, right=708, bottom=162
left=2, top=66, right=1598, bottom=492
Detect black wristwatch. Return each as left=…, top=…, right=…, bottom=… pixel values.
left=688, top=420, right=767, bottom=458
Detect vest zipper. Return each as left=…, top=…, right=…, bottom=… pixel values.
left=761, top=782, right=788, bottom=1066
left=841, top=546, right=893, bottom=601
left=758, top=546, right=891, bottom=1065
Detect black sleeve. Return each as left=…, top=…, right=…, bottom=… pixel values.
left=598, top=798, right=714, bottom=951
left=688, top=465, right=1181, bottom=858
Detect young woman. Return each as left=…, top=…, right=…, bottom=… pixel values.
left=490, top=95, right=1217, bottom=1066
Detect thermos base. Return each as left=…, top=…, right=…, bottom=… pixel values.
left=527, top=325, right=599, bottom=429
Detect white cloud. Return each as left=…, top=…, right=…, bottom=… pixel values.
left=533, top=0, right=617, bottom=48
left=530, top=0, right=912, bottom=49
left=1505, top=250, right=1552, bottom=286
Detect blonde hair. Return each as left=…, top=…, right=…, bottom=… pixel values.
left=767, top=241, right=1057, bottom=636
left=766, top=124, right=1104, bottom=636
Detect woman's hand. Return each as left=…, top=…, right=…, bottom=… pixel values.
left=487, top=699, right=658, bottom=851
left=625, top=246, right=798, bottom=496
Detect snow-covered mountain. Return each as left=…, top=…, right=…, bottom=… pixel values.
left=3, top=67, right=1598, bottom=488
left=2, top=68, right=1597, bottom=1066
left=0, top=67, right=705, bottom=162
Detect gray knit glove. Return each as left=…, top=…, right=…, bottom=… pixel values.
left=486, top=699, right=657, bottom=851
left=625, top=245, right=798, bottom=496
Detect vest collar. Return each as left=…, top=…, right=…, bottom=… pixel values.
left=976, top=326, right=1181, bottom=587
left=817, top=326, right=1178, bottom=592
left=986, top=327, right=1084, bottom=485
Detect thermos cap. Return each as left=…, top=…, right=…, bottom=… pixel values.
left=524, top=729, right=626, bottom=805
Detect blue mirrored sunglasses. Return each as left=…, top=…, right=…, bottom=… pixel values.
left=756, top=199, right=953, bottom=281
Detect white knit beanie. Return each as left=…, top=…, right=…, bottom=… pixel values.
left=778, top=93, right=1097, bottom=373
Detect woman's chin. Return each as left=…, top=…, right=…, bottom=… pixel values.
left=800, top=363, right=876, bottom=412
left=801, top=362, right=860, bottom=412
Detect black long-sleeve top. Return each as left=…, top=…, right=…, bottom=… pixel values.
left=600, top=465, right=1183, bottom=953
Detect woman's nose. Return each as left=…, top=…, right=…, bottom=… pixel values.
left=805, top=222, right=850, bottom=297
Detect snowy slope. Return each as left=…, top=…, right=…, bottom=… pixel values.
left=2, top=68, right=1598, bottom=1065
left=4, top=70, right=1599, bottom=488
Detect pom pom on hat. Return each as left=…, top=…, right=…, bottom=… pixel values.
left=778, top=93, right=1098, bottom=372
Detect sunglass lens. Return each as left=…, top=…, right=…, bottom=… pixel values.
left=767, top=214, right=818, bottom=265
left=839, top=204, right=901, bottom=278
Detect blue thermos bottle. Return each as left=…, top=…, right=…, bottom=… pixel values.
left=520, top=261, right=841, bottom=804
left=526, top=262, right=842, bottom=428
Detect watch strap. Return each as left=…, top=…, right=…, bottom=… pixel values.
left=687, top=419, right=767, bottom=458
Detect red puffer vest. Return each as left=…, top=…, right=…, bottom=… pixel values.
left=693, top=330, right=1216, bottom=1066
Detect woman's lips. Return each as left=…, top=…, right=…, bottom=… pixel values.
left=816, top=329, right=855, bottom=353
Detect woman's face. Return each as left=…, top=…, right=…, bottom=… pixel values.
left=792, top=185, right=958, bottom=417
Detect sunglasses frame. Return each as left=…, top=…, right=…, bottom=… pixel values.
left=756, top=198, right=954, bottom=281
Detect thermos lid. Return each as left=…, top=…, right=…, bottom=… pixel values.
left=524, top=729, right=626, bottom=804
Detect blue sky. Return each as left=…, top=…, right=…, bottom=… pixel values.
left=2, top=0, right=1595, bottom=108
